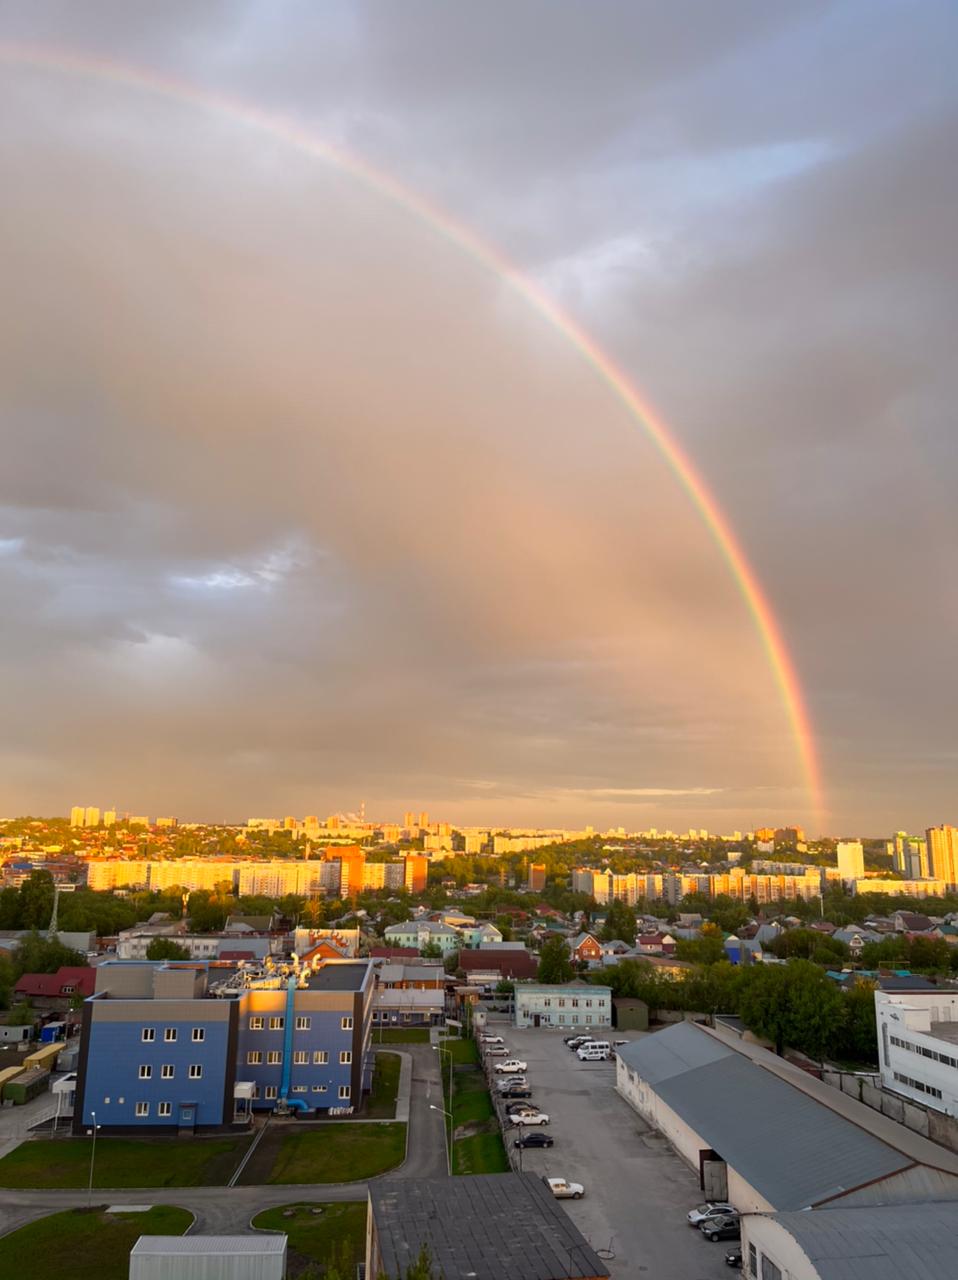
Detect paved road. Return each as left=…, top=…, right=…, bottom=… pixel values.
left=497, top=1028, right=732, bottom=1280
left=0, top=1042, right=448, bottom=1238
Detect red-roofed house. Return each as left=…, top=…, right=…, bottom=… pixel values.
left=636, top=932, right=677, bottom=956
left=14, top=966, right=96, bottom=1012
left=459, top=949, right=538, bottom=981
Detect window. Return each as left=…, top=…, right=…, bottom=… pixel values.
left=748, top=1244, right=757, bottom=1275
left=295, top=1016, right=311, bottom=1030
left=340, top=1051, right=352, bottom=1065
left=269, top=1016, right=284, bottom=1030
left=164, top=1028, right=177, bottom=1043
left=341, top=1016, right=353, bottom=1030
left=249, top=1016, right=264, bottom=1031
left=142, top=1027, right=156, bottom=1042
left=247, top=1051, right=263, bottom=1065
left=135, top=1102, right=149, bottom=1117
left=572, top=999, right=579, bottom=1008
left=188, top=1064, right=203, bottom=1079
left=62, top=985, right=75, bottom=994
left=312, top=1085, right=327, bottom=1093
left=161, top=1064, right=174, bottom=1079
left=158, top=1102, right=172, bottom=1117
left=761, top=1258, right=783, bottom=1280
left=313, top=1050, right=328, bottom=1065
left=267, top=1051, right=283, bottom=1065
left=338, top=1085, right=351, bottom=1100
left=265, top=1085, right=278, bottom=1100
left=293, top=1051, right=308, bottom=1065
left=585, top=999, right=592, bottom=1008
left=138, top=1065, right=152, bottom=1079
left=292, top=1086, right=307, bottom=1094
left=192, top=1027, right=205, bottom=1042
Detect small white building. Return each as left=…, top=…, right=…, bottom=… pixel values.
left=876, top=988, right=958, bottom=1116
left=129, top=1235, right=286, bottom=1280
left=514, top=982, right=611, bottom=1029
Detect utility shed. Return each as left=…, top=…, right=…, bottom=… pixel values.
left=129, top=1235, right=287, bottom=1280
left=368, top=1173, right=609, bottom=1280
left=745, top=1201, right=958, bottom=1280
left=617, top=1021, right=958, bottom=1212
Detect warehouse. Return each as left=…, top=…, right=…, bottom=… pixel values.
left=129, top=1234, right=286, bottom=1280
left=743, top=1201, right=956, bottom=1280
left=616, top=1021, right=958, bottom=1211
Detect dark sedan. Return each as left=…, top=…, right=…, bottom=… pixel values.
left=514, top=1131, right=554, bottom=1149
left=701, top=1215, right=741, bottom=1243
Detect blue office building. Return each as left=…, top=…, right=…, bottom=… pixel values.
left=73, top=958, right=375, bottom=1132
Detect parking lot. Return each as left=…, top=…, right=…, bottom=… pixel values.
left=482, top=1026, right=734, bottom=1280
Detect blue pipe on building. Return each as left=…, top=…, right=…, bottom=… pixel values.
left=278, top=973, right=309, bottom=1113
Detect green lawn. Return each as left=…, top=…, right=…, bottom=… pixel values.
left=450, top=1072, right=493, bottom=1128
left=438, top=1037, right=479, bottom=1066
left=0, top=1205, right=192, bottom=1280
left=374, top=1027, right=430, bottom=1043
left=367, top=1052, right=401, bottom=1119
left=252, top=1202, right=367, bottom=1278
left=0, top=1135, right=251, bottom=1189
left=453, top=1131, right=509, bottom=1175
left=241, top=1122, right=406, bottom=1184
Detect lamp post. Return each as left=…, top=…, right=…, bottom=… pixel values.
left=87, top=1111, right=100, bottom=1206
left=429, top=1103, right=453, bottom=1175
left=434, top=1043, right=453, bottom=1110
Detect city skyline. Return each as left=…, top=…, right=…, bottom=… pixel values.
left=1, top=5, right=956, bottom=833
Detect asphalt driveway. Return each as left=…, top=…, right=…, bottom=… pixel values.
left=493, top=1027, right=734, bottom=1280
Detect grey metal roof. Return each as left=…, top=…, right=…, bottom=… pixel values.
left=616, top=1019, right=732, bottom=1084
left=768, top=1202, right=958, bottom=1280
left=305, top=961, right=370, bottom=991
left=131, top=1236, right=286, bottom=1255
left=370, top=1173, right=609, bottom=1280
left=654, top=1052, right=909, bottom=1209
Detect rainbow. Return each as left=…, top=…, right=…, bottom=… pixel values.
left=0, top=41, right=825, bottom=820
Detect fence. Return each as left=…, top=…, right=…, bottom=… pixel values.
left=822, top=1069, right=958, bottom=1154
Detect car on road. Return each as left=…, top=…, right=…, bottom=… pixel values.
left=494, top=1059, right=527, bottom=1073
left=508, top=1110, right=549, bottom=1126
left=484, top=1045, right=508, bottom=1056
left=687, top=1203, right=737, bottom=1228
left=701, top=1215, right=741, bottom=1243
left=480, top=1034, right=504, bottom=1044
left=514, top=1131, right=554, bottom=1149
left=724, top=1245, right=742, bottom=1269
left=499, top=1086, right=532, bottom=1099
left=543, top=1176, right=584, bottom=1199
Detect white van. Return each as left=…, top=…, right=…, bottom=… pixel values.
left=577, top=1041, right=611, bottom=1060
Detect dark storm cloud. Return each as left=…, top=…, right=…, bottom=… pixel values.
left=0, top=2, right=954, bottom=832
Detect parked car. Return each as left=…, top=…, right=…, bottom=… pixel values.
left=576, top=1043, right=610, bottom=1060
left=701, top=1216, right=742, bottom=1243
left=509, top=1110, right=549, bottom=1126
left=494, top=1077, right=527, bottom=1090
left=542, top=1176, right=583, bottom=1199
left=480, top=1034, right=504, bottom=1044
left=506, top=1101, right=539, bottom=1114
left=499, top=1086, right=532, bottom=1099
left=514, top=1131, right=554, bottom=1149
left=687, top=1204, right=737, bottom=1228
left=724, top=1246, right=742, bottom=1269
left=494, top=1059, right=528, bottom=1073
left=484, top=1045, right=508, bottom=1056
left=566, top=1036, right=594, bottom=1050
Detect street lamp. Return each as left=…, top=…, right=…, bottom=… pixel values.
left=87, top=1111, right=101, bottom=1206
left=433, top=1044, right=454, bottom=1109
left=429, top=1103, right=453, bottom=1175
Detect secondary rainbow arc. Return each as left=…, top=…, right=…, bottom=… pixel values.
left=0, top=41, right=826, bottom=820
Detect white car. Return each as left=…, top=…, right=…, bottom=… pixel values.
left=484, top=1045, right=508, bottom=1056
left=494, top=1059, right=527, bottom=1074
left=480, top=1034, right=504, bottom=1045
left=510, top=1110, right=549, bottom=1126
left=543, top=1176, right=584, bottom=1200
left=494, top=1076, right=527, bottom=1089
left=687, top=1203, right=737, bottom=1227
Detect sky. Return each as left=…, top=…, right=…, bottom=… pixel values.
left=0, top=2, right=955, bottom=836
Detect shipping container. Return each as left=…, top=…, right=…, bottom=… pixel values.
left=129, top=1234, right=287, bottom=1280
left=23, top=1041, right=65, bottom=1070
left=3, top=1067, right=50, bottom=1105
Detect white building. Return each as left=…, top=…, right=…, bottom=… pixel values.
left=513, top=981, right=611, bottom=1029
left=876, top=988, right=958, bottom=1116
left=851, top=877, right=945, bottom=898
left=130, top=1235, right=287, bottom=1280
left=836, top=840, right=864, bottom=885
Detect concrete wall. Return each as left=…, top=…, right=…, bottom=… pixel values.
left=822, top=1069, right=958, bottom=1155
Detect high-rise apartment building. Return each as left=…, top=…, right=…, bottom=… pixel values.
left=527, top=863, right=546, bottom=892
left=926, top=826, right=958, bottom=890
left=103, top=809, right=117, bottom=827
left=893, top=832, right=928, bottom=879
left=404, top=855, right=429, bottom=895
left=837, top=840, right=865, bottom=885
left=418, top=812, right=429, bottom=829
left=156, top=817, right=178, bottom=829
left=70, top=806, right=86, bottom=828
left=84, top=806, right=100, bottom=828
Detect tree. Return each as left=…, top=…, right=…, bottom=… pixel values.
left=738, top=960, right=844, bottom=1059
left=537, top=935, right=574, bottom=984
left=146, top=937, right=191, bottom=961
left=675, top=935, right=726, bottom=966
left=17, top=871, right=55, bottom=930
left=6, top=1000, right=35, bottom=1026
left=421, top=941, right=443, bottom=959
left=601, top=901, right=637, bottom=943
left=833, top=979, right=879, bottom=1065
left=12, top=932, right=85, bottom=979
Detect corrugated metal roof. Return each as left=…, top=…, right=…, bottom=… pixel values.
left=131, top=1236, right=286, bottom=1255
left=768, top=1202, right=958, bottom=1280
left=655, top=1053, right=909, bottom=1209
left=616, top=1019, right=732, bottom=1084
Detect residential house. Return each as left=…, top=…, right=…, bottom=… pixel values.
left=568, top=932, right=603, bottom=966
left=459, top=949, right=538, bottom=983
left=383, top=921, right=460, bottom=956
left=13, top=966, right=96, bottom=1013
left=635, top=931, right=677, bottom=956
left=514, top=980, right=611, bottom=1029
